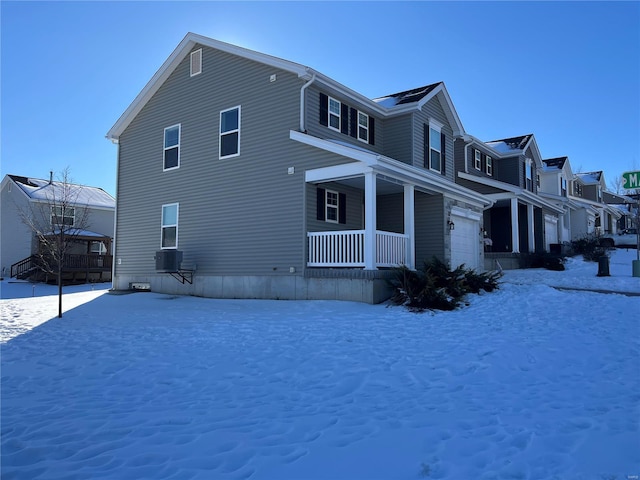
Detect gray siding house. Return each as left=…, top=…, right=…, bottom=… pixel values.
left=106, top=33, right=491, bottom=303
left=571, top=172, right=621, bottom=236
left=453, top=134, right=565, bottom=268
left=1, top=174, right=115, bottom=282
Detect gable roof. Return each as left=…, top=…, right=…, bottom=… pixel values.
left=8, top=175, right=115, bottom=210
left=107, top=33, right=467, bottom=142
left=486, top=134, right=534, bottom=154
left=542, top=157, right=567, bottom=171
left=373, top=83, right=442, bottom=107
left=575, top=171, right=604, bottom=185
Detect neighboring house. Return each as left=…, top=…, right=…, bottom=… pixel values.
left=571, top=171, right=621, bottom=236
left=603, top=190, right=637, bottom=232
left=0, top=174, right=115, bottom=282
left=106, top=32, right=491, bottom=304
left=538, top=156, right=573, bottom=243
left=453, top=133, right=564, bottom=268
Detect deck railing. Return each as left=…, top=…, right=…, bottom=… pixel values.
left=307, top=230, right=407, bottom=268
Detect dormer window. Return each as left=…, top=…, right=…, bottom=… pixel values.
left=474, top=150, right=481, bottom=170
left=486, top=156, right=493, bottom=176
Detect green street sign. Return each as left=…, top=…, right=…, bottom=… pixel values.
left=622, top=171, right=640, bottom=190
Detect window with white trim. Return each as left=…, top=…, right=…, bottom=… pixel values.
left=561, top=177, right=567, bottom=196
left=474, top=150, right=482, bottom=170
left=161, top=203, right=179, bottom=249
left=429, top=122, right=442, bottom=173
left=525, top=159, right=533, bottom=190
left=325, top=190, right=339, bottom=223
left=486, top=156, right=493, bottom=176
left=164, top=124, right=180, bottom=170
left=51, top=206, right=75, bottom=227
left=328, top=97, right=341, bottom=131
left=190, top=49, right=202, bottom=77
left=358, top=112, right=369, bottom=142
left=220, top=106, right=240, bottom=158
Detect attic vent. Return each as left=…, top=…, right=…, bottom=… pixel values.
left=190, top=49, right=202, bottom=77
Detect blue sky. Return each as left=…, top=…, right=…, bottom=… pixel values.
left=2, top=1, right=639, bottom=197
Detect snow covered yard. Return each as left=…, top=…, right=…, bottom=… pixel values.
left=1, top=251, right=639, bottom=479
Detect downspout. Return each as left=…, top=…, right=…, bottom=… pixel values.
left=299, top=71, right=316, bottom=133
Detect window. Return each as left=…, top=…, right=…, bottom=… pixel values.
left=161, top=203, right=179, bottom=249
left=51, top=206, right=74, bottom=227
left=190, top=49, right=202, bottom=77
left=561, top=177, right=567, bottom=196
left=358, top=112, right=369, bottom=142
left=597, top=186, right=602, bottom=202
left=328, top=97, right=341, bottom=131
left=429, top=127, right=442, bottom=172
left=326, top=190, right=339, bottom=223
left=220, top=106, right=240, bottom=158
left=486, top=156, right=493, bottom=176
left=474, top=150, right=482, bottom=170
left=164, top=124, right=180, bottom=170
left=90, top=241, right=107, bottom=255
left=574, top=182, right=583, bottom=197
left=525, top=159, right=533, bottom=190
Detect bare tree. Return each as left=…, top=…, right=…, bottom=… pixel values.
left=18, top=168, right=91, bottom=318
left=608, top=175, right=624, bottom=194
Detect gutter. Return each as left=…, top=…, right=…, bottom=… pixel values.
left=299, top=71, right=316, bottom=133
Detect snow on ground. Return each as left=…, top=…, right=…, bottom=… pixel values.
left=1, top=250, right=639, bottom=479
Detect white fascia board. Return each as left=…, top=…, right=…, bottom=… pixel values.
left=290, top=130, right=378, bottom=165
left=418, top=84, right=465, bottom=136
left=107, top=33, right=311, bottom=142
left=305, top=162, right=372, bottom=183
left=312, top=73, right=389, bottom=117
left=457, top=135, right=508, bottom=159
left=450, top=205, right=482, bottom=221
left=292, top=131, right=491, bottom=208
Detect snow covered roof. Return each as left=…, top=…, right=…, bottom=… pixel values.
left=542, top=157, right=567, bottom=172
left=44, top=228, right=112, bottom=238
left=575, top=171, right=603, bottom=185
left=372, top=82, right=442, bottom=107
left=486, top=134, right=533, bottom=154
left=9, top=175, right=115, bottom=210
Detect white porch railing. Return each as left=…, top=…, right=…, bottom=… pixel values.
left=307, top=230, right=408, bottom=268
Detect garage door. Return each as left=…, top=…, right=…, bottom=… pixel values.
left=450, top=208, right=481, bottom=271
left=544, top=214, right=558, bottom=251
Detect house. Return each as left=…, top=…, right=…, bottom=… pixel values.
left=106, top=33, right=492, bottom=304
left=453, top=133, right=565, bottom=269
left=571, top=171, right=622, bottom=237
left=0, top=174, right=115, bottom=283
left=602, top=190, right=635, bottom=232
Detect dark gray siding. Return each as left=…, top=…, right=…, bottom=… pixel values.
left=306, top=182, right=363, bottom=233
left=116, top=45, right=359, bottom=278
left=413, top=96, right=454, bottom=181
left=382, top=115, right=413, bottom=165
left=453, top=138, right=467, bottom=177
left=415, top=192, right=445, bottom=264
left=377, top=193, right=404, bottom=234
left=496, top=156, right=521, bottom=187
left=457, top=178, right=505, bottom=195
left=305, top=86, right=384, bottom=154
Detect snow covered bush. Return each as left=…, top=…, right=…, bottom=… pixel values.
left=388, top=257, right=502, bottom=312
left=570, top=234, right=611, bottom=262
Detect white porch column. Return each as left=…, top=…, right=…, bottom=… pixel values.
left=364, top=171, right=377, bottom=270
left=527, top=204, right=535, bottom=253
left=511, top=197, right=520, bottom=253
left=404, top=184, right=415, bottom=270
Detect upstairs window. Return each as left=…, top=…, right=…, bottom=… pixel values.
left=328, top=97, right=341, bottom=131
left=161, top=203, right=179, bottom=249
left=220, top=106, right=240, bottom=158
left=51, top=206, right=75, bottom=227
left=190, top=49, right=202, bottom=77
left=474, top=150, right=482, bottom=170
left=597, top=186, right=602, bottom=202
left=525, top=159, right=533, bottom=190
left=358, top=112, right=369, bottom=143
left=574, top=182, right=583, bottom=197
left=561, top=177, right=567, bottom=196
left=164, top=124, right=181, bottom=170
left=486, top=156, right=493, bottom=176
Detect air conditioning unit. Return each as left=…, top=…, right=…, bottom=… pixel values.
left=155, top=250, right=183, bottom=272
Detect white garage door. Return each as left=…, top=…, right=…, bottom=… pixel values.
left=450, top=209, right=480, bottom=271
left=544, top=215, right=558, bottom=251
